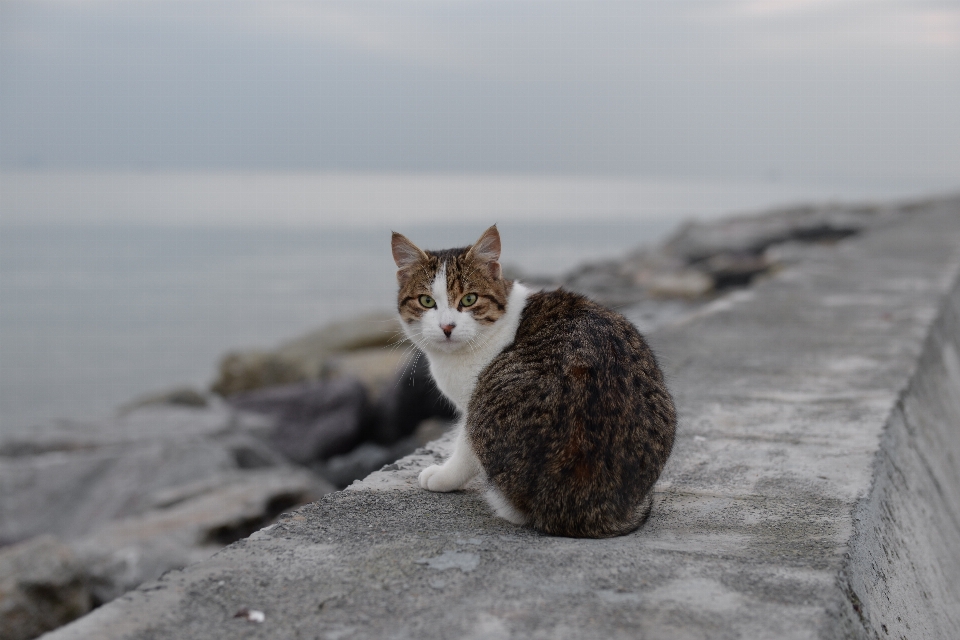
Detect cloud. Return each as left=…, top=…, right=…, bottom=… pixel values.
left=215, top=1, right=960, bottom=81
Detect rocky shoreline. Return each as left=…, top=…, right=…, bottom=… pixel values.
left=0, top=196, right=941, bottom=639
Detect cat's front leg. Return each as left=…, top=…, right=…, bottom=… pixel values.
left=418, top=422, right=481, bottom=492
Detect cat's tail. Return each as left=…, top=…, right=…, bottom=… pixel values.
left=589, top=491, right=654, bottom=538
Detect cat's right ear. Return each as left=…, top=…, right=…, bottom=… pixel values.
left=391, top=232, right=427, bottom=284
left=468, top=224, right=503, bottom=280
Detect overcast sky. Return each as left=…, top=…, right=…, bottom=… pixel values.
left=1, top=1, right=958, bottom=190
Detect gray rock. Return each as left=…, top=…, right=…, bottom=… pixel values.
left=209, top=350, right=309, bottom=397
left=369, top=351, right=456, bottom=446
left=275, top=311, right=403, bottom=368
left=210, top=312, right=403, bottom=397
left=318, top=438, right=420, bottom=489
left=661, top=203, right=873, bottom=263
left=0, top=535, right=92, bottom=640
left=319, top=348, right=406, bottom=402
left=566, top=202, right=912, bottom=306
left=0, top=439, right=237, bottom=544
left=0, top=395, right=335, bottom=635
left=0, top=404, right=278, bottom=544
left=70, top=467, right=331, bottom=605
left=229, top=378, right=371, bottom=464
left=117, top=387, right=209, bottom=415
left=0, top=400, right=271, bottom=456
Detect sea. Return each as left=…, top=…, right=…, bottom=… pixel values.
left=0, top=170, right=944, bottom=438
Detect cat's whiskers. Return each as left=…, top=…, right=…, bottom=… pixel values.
left=393, top=347, right=419, bottom=389
left=394, top=347, right=424, bottom=390
left=392, top=327, right=431, bottom=389
left=384, top=335, right=411, bottom=354
left=465, top=333, right=486, bottom=355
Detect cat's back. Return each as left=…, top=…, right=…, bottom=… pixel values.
left=468, top=288, right=676, bottom=538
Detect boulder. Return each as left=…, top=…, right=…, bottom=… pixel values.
left=210, top=312, right=404, bottom=397
left=0, top=439, right=236, bottom=544
left=318, top=439, right=420, bottom=489
left=275, top=311, right=403, bottom=365
left=228, top=378, right=372, bottom=464
left=660, top=204, right=873, bottom=263
left=70, top=467, right=332, bottom=605
left=0, top=404, right=277, bottom=544
left=117, top=386, right=209, bottom=415
left=318, top=418, right=454, bottom=488
left=0, top=535, right=92, bottom=640
left=320, top=348, right=406, bottom=401
left=369, top=352, right=457, bottom=445
left=210, top=351, right=308, bottom=397
left=0, top=388, right=339, bottom=635
left=0, top=400, right=272, bottom=456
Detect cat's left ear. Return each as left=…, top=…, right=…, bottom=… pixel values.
left=468, top=224, right=502, bottom=280
left=392, top=232, right=428, bottom=284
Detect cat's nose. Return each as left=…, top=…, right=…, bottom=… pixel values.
left=441, top=323, right=456, bottom=337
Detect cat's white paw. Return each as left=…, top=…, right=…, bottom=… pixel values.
left=418, top=464, right=462, bottom=492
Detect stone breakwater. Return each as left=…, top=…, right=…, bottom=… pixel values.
left=3, top=195, right=959, bottom=639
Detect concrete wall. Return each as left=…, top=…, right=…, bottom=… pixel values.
left=43, top=198, right=960, bottom=639
left=840, top=256, right=960, bottom=638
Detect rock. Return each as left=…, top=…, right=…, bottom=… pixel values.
left=210, top=312, right=404, bottom=397
left=569, top=204, right=901, bottom=305
left=368, top=351, right=457, bottom=445
left=640, top=270, right=714, bottom=298
left=0, top=535, right=92, bottom=640
left=0, top=400, right=272, bottom=456
left=71, top=467, right=331, bottom=605
left=318, top=438, right=420, bottom=489
left=698, top=251, right=772, bottom=290
left=661, top=205, right=867, bottom=263
left=220, top=433, right=289, bottom=470
left=0, top=439, right=237, bottom=544
left=117, top=387, right=209, bottom=415
left=275, top=311, right=403, bottom=364
left=0, top=404, right=278, bottom=544
left=320, top=348, right=406, bottom=401
left=0, top=395, right=336, bottom=632
left=229, top=378, right=372, bottom=464
left=210, top=351, right=308, bottom=397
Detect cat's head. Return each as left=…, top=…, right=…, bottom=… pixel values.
left=391, top=225, right=512, bottom=353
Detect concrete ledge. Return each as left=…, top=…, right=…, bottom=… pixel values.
left=44, top=199, right=960, bottom=639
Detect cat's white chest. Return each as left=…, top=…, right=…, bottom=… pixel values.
left=427, top=352, right=490, bottom=413
left=422, top=283, right=530, bottom=414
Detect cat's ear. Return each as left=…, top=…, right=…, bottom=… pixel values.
left=468, top=224, right=502, bottom=280
left=391, top=232, right=427, bottom=283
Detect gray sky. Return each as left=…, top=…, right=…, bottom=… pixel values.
left=1, top=1, right=958, bottom=190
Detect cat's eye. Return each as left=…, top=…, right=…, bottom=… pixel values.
left=419, top=295, right=436, bottom=308
left=461, top=293, right=478, bottom=307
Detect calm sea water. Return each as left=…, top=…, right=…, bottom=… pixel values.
left=0, top=219, right=684, bottom=435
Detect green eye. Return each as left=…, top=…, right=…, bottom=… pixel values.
left=419, top=295, right=436, bottom=308
left=461, top=293, right=478, bottom=307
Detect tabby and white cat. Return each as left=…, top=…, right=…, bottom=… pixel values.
left=391, top=225, right=675, bottom=538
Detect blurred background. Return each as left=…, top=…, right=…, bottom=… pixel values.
left=1, top=0, right=958, bottom=433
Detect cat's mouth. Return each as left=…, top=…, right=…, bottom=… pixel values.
left=429, top=332, right=467, bottom=352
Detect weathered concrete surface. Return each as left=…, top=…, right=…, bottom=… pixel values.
left=44, top=198, right=960, bottom=640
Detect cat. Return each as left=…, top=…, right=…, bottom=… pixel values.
left=391, top=225, right=676, bottom=538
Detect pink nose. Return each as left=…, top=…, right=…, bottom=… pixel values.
left=441, top=323, right=456, bottom=337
